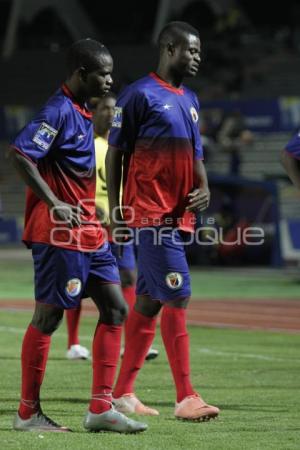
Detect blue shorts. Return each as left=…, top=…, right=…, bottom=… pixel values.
left=136, top=228, right=191, bottom=302
left=110, top=241, right=136, bottom=271
left=32, top=241, right=120, bottom=309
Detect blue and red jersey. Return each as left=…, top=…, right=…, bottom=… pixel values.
left=108, top=72, right=204, bottom=232
left=285, top=130, right=300, bottom=159
left=11, top=84, right=104, bottom=251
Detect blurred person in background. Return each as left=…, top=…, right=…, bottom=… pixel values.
left=217, top=109, right=254, bottom=176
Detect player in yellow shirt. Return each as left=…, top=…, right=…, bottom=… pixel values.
left=65, top=93, right=159, bottom=360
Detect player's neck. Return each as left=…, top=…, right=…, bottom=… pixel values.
left=155, top=66, right=183, bottom=89
left=95, top=128, right=109, bottom=140
left=64, top=80, right=86, bottom=106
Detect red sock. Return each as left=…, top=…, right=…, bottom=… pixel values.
left=89, top=323, right=122, bottom=414
left=113, top=309, right=156, bottom=398
left=122, top=285, right=136, bottom=337
left=122, top=285, right=135, bottom=313
left=18, top=324, right=51, bottom=419
left=66, top=304, right=81, bottom=348
left=160, top=306, right=195, bottom=403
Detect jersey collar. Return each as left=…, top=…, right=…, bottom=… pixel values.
left=149, top=72, right=184, bottom=95
left=61, top=84, right=92, bottom=119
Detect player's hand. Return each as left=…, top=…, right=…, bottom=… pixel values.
left=96, top=207, right=110, bottom=226
left=186, top=188, right=210, bottom=212
left=110, top=220, right=130, bottom=244
left=110, top=215, right=131, bottom=258
left=111, top=223, right=129, bottom=258
left=51, top=200, right=83, bottom=228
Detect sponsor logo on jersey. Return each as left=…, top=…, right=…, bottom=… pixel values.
left=32, top=122, right=58, bottom=150
left=190, top=107, right=198, bottom=123
left=112, top=107, right=123, bottom=128
left=163, top=104, right=173, bottom=110
left=65, top=278, right=82, bottom=297
left=165, top=272, right=183, bottom=289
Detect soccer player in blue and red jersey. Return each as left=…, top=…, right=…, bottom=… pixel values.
left=106, top=22, right=220, bottom=421
left=9, top=39, right=147, bottom=434
left=281, top=130, right=300, bottom=188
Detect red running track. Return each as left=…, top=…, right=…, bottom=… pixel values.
left=1, top=298, right=300, bottom=333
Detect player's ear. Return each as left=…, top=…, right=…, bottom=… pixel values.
left=166, top=42, right=176, bottom=56
left=78, top=66, right=88, bottom=82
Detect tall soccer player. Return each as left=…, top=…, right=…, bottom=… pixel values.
left=9, top=39, right=147, bottom=433
left=106, top=22, right=220, bottom=421
left=65, top=93, right=159, bottom=361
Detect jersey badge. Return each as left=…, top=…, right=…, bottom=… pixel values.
left=65, top=278, right=82, bottom=297
left=112, top=107, right=123, bottom=128
left=32, top=122, right=58, bottom=150
left=190, top=107, right=198, bottom=123
left=165, top=272, right=183, bottom=289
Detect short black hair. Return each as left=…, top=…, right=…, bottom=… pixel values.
left=158, top=21, right=199, bottom=50
left=66, top=38, right=111, bottom=77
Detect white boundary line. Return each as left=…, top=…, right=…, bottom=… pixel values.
left=0, top=325, right=92, bottom=342
left=0, top=325, right=297, bottom=363
left=198, top=347, right=296, bottom=362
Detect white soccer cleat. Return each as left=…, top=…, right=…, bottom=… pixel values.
left=83, top=407, right=148, bottom=433
left=145, top=347, right=159, bottom=361
left=113, top=393, right=159, bottom=416
left=120, top=346, right=159, bottom=361
left=66, top=344, right=90, bottom=360
left=13, top=411, right=71, bottom=432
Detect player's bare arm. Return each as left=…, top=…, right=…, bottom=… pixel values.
left=105, top=145, right=128, bottom=242
left=9, top=149, right=82, bottom=227
left=280, top=149, right=300, bottom=190
left=186, top=159, right=210, bottom=212
left=96, top=206, right=110, bottom=225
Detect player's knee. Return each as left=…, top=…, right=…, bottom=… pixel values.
left=120, top=269, right=136, bottom=288
left=101, top=303, right=128, bottom=325
left=135, top=295, right=161, bottom=317
left=31, top=308, right=64, bottom=335
left=167, top=297, right=190, bottom=308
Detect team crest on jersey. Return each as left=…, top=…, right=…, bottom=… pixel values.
left=112, top=107, right=123, bottom=128
left=190, top=107, right=198, bottom=123
left=32, top=122, right=58, bottom=150
left=165, top=272, right=183, bottom=290
left=65, top=278, right=82, bottom=297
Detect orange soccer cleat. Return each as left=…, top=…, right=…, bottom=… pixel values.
left=174, top=394, right=220, bottom=422
left=113, top=393, right=159, bottom=416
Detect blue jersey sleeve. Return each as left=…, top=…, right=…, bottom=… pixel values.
left=285, top=130, right=300, bottom=159
left=11, top=104, right=63, bottom=163
left=108, top=86, right=145, bottom=152
left=192, top=94, right=203, bottom=160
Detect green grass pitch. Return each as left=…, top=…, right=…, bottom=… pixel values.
left=1, top=311, right=300, bottom=449
left=1, top=260, right=300, bottom=448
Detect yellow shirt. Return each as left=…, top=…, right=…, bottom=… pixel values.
left=95, top=134, right=109, bottom=214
